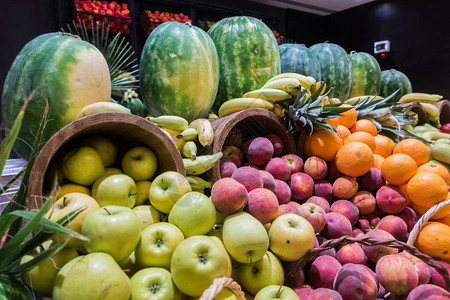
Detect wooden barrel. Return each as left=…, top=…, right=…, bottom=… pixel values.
left=27, top=113, right=185, bottom=210
left=434, top=99, right=450, bottom=124
left=209, top=108, right=296, bottom=182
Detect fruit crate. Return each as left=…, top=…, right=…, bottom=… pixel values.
left=140, top=9, right=192, bottom=36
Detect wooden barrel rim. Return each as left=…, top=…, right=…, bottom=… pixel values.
left=434, top=99, right=450, bottom=124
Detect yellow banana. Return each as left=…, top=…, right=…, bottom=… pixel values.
left=208, top=112, right=219, bottom=119
left=242, top=88, right=292, bottom=102
left=421, top=131, right=450, bottom=141
left=78, top=102, right=131, bottom=118
left=148, top=115, right=189, bottom=132
left=423, top=123, right=440, bottom=132
left=183, top=152, right=223, bottom=175
left=186, top=176, right=212, bottom=189
left=271, top=103, right=286, bottom=118
left=189, top=119, right=214, bottom=148
left=159, top=128, right=173, bottom=139
left=159, top=127, right=181, bottom=135
left=218, top=98, right=274, bottom=118
left=435, top=138, right=450, bottom=145
left=398, top=93, right=443, bottom=104
left=262, top=78, right=302, bottom=95
left=345, top=95, right=383, bottom=105
left=421, top=103, right=440, bottom=124
left=266, top=73, right=315, bottom=89
left=177, top=128, right=198, bottom=142
left=181, top=141, right=197, bottom=160
left=310, top=81, right=327, bottom=95
left=174, top=138, right=186, bottom=151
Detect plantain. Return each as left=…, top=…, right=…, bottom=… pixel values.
left=183, top=152, right=223, bottom=175
left=147, top=115, right=189, bottom=132
left=78, top=102, right=131, bottom=118
left=181, top=141, right=197, bottom=160
left=189, top=119, right=214, bottom=148
left=187, top=175, right=212, bottom=189
left=177, top=128, right=198, bottom=142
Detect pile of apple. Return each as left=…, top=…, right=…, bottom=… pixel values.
left=272, top=29, right=284, bottom=45
left=141, top=10, right=192, bottom=36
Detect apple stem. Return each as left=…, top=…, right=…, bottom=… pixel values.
left=63, top=196, right=67, bottom=207
left=103, top=207, right=112, bottom=215
left=275, top=284, right=283, bottom=298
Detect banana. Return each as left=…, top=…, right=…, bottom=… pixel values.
left=310, top=81, right=327, bottom=95
left=78, top=102, right=131, bottom=118
left=261, top=78, right=302, bottom=95
left=187, top=175, right=212, bottom=189
left=423, top=123, right=440, bottom=132
left=431, top=143, right=450, bottom=164
left=159, top=128, right=173, bottom=139
left=421, top=103, right=440, bottom=124
left=421, top=131, right=450, bottom=141
left=413, top=125, right=432, bottom=134
left=181, top=141, right=197, bottom=160
left=266, top=73, right=315, bottom=89
left=189, top=119, right=214, bottom=148
left=174, top=138, right=186, bottom=151
left=208, top=112, right=219, bottom=119
left=177, top=128, right=198, bottom=142
left=159, top=127, right=181, bottom=135
left=147, top=115, right=189, bottom=132
left=271, top=103, right=286, bottom=118
left=344, top=95, right=383, bottom=105
left=434, top=138, right=450, bottom=145
left=242, top=88, right=292, bottom=102
left=218, top=98, right=274, bottom=118
left=183, top=152, right=223, bottom=175
left=398, top=93, right=443, bottom=104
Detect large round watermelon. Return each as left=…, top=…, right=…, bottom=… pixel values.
left=207, top=16, right=281, bottom=111
left=380, top=69, right=412, bottom=102
left=279, top=44, right=321, bottom=81
left=140, top=22, right=219, bottom=122
left=2, top=33, right=111, bottom=160
left=349, top=51, right=381, bottom=97
left=309, top=42, right=353, bottom=101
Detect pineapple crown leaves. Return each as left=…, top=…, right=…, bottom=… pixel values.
left=379, top=126, right=431, bottom=144
left=352, top=90, right=399, bottom=116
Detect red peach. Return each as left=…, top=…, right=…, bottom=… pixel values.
left=231, top=166, right=263, bottom=192
left=326, top=160, right=343, bottom=183
left=259, top=170, right=276, bottom=192
left=333, top=176, right=359, bottom=199
left=282, top=154, right=304, bottom=174
left=304, top=156, right=328, bottom=180
left=221, top=145, right=244, bottom=167
left=376, top=254, right=419, bottom=296
left=362, top=229, right=399, bottom=263
left=316, top=236, right=337, bottom=258
left=357, top=167, right=385, bottom=191
left=333, top=263, right=378, bottom=300
left=307, top=255, right=342, bottom=289
left=297, top=203, right=327, bottom=233
left=246, top=188, right=279, bottom=224
left=375, top=184, right=408, bottom=214
left=306, top=196, right=331, bottom=213
left=321, top=212, right=353, bottom=239
left=330, top=200, right=360, bottom=226
left=398, top=251, right=431, bottom=285
left=313, top=180, right=333, bottom=201
left=429, top=260, right=450, bottom=291
left=286, top=200, right=301, bottom=210
left=294, top=287, right=313, bottom=299
left=290, top=172, right=314, bottom=200
left=220, top=161, right=237, bottom=178
left=407, top=284, right=450, bottom=299
left=358, top=214, right=381, bottom=233
left=277, top=203, right=301, bottom=217
left=241, top=162, right=260, bottom=170
left=394, top=207, right=418, bottom=232
left=265, top=133, right=283, bottom=157
left=352, top=227, right=364, bottom=238
left=377, top=215, right=408, bottom=242
left=265, top=157, right=291, bottom=181
left=246, top=137, right=274, bottom=165
left=336, top=244, right=368, bottom=265
left=351, top=190, right=377, bottom=215
left=307, top=288, right=343, bottom=300
left=273, top=179, right=291, bottom=205
left=211, top=177, right=248, bottom=214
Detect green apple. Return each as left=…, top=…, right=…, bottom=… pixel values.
left=207, top=223, right=224, bottom=241
left=135, top=180, right=152, bottom=206
left=149, top=171, right=192, bottom=214
left=186, top=288, right=237, bottom=300
left=21, top=241, right=78, bottom=297
left=57, top=183, right=91, bottom=199
left=170, top=235, right=230, bottom=297
left=238, top=251, right=284, bottom=295
left=62, top=145, right=105, bottom=186
left=135, top=222, right=184, bottom=269
left=81, top=135, right=118, bottom=167
left=118, top=251, right=140, bottom=278
left=268, top=213, right=315, bottom=261
left=52, top=253, right=131, bottom=300
left=47, top=192, right=100, bottom=248
left=104, top=167, right=124, bottom=175
left=222, top=212, right=269, bottom=264
left=133, top=205, right=164, bottom=229
left=254, top=285, right=299, bottom=300
left=92, top=174, right=137, bottom=208
left=122, top=146, right=158, bottom=181
left=168, top=192, right=216, bottom=237
left=81, top=205, right=141, bottom=262
left=130, top=267, right=181, bottom=300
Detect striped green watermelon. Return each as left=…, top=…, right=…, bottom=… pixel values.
left=279, top=44, right=321, bottom=81
left=349, top=51, right=381, bottom=97
left=309, top=42, right=353, bottom=101
left=207, top=16, right=281, bottom=111
left=1, top=33, right=111, bottom=160
left=380, top=69, right=413, bottom=102
left=140, top=22, right=219, bottom=122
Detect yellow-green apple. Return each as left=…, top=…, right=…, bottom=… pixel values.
left=168, top=192, right=216, bottom=237
left=21, top=241, right=78, bottom=297
left=81, top=135, right=118, bottom=167
left=92, top=174, right=137, bottom=208
left=268, top=213, right=315, bottom=261
left=133, top=205, right=163, bottom=229
left=254, top=285, right=299, bottom=300
left=118, top=251, right=140, bottom=278
left=81, top=206, right=141, bottom=262
left=135, top=222, right=184, bottom=270
left=207, top=223, right=224, bottom=241
left=52, top=253, right=131, bottom=300
left=149, top=171, right=192, bottom=214
left=238, top=251, right=284, bottom=295
left=222, top=212, right=269, bottom=263
left=47, top=192, right=100, bottom=248
left=170, top=235, right=230, bottom=297
left=122, top=146, right=157, bottom=181
left=61, top=145, right=105, bottom=186
left=135, top=180, right=152, bottom=206
left=130, top=267, right=181, bottom=300
left=104, top=167, right=123, bottom=175
left=57, top=183, right=91, bottom=199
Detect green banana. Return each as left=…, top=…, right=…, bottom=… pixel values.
left=78, top=102, right=131, bottom=118
left=431, top=143, right=450, bottom=164
left=148, top=115, right=189, bottom=132
left=421, top=103, right=440, bottom=124
left=242, top=88, right=292, bottom=102
left=187, top=175, right=212, bottom=189
left=413, top=125, right=434, bottom=134
left=398, top=93, right=443, bottom=104
left=177, top=128, right=198, bottom=142
left=189, top=119, right=214, bottom=148
left=218, top=98, right=274, bottom=118
left=183, top=152, right=223, bottom=175
left=265, top=73, right=315, bottom=89
left=421, top=131, right=450, bottom=141
left=181, top=141, right=197, bottom=160
left=261, top=78, right=302, bottom=95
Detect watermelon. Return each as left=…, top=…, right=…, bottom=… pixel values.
left=207, top=16, right=281, bottom=111
left=1, top=33, right=111, bottom=160
left=279, top=44, right=321, bottom=81
left=140, top=22, right=219, bottom=122
left=349, top=51, right=381, bottom=97
left=309, top=42, right=353, bottom=101
left=380, top=69, right=413, bottom=102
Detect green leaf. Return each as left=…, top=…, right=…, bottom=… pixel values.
left=0, top=169, right=24, bottom=197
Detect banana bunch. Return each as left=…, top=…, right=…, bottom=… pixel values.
left=398, top=92, right=443, bottom=104
left=420, top=103, right=441, bottom=124
left=411, top=123, right=450, bottom=168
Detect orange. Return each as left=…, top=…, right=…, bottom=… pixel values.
left=336, top=125, right=351, bottom=142
left=310, top=128, right=343, bottom=162
left=415, top=222, right=450, bottom=263
left=373, top=154, right=385, bottom=170
left=412, top=201, right=450, bottom=220
left=350, top=119, right=378, bottom=136
left=381, top=153, right=417, bottom=186
left=437, top=211, right=450, bottom=226
left=344, top=131, right=376, bottom=152
left=406, top=172, right=448, bottom=207
left=335, top=142, right=374, bottom=177
left=317, top=96, right=330, bottom=106
left=337, top=104, right=357, bottom=129
left=373, top=135, right=395, bottom=158
left=393, top=139, right=429, bottom=166
left=417, top=162, right=450, bottom=185
left=325, top=117, right=339, bottom=129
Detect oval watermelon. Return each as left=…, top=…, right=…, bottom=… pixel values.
left=380, top=69, right=413, bottom=102
left=1, top=33, right=111, bottom=160
left=140, top=22, right=219, bottom=122
left=309, top=42, right=353, bottom=101
left=349, top=51, right=381, bottom=97
left=279, top=44, right=321, bottom=81
left=208, top=16, right=281, bottom=111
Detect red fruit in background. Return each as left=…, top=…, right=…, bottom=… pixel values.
left=121, top=2, right=128, bottom=9
left=441, top=122, right=450, bottom=133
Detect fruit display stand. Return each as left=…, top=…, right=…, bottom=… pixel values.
left=140, top=9, right=192, bottom=36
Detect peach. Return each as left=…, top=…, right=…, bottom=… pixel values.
left=304, top=156, right=328, bottom=180
left=241, top=162, right=260, bottom=170
left=221, top=145, right=244, bottom=167
left=352, top=227, right=364, bottom=238
left=231, top=166, right=263, bottom=192
left=313, top=180, right=333, bottom=201
left=407, top=284, right=450, bottom=299
left=326, top=160, right=343, bottom=183
left=330, top=200, right=360, bottom=226
left=265, top=157, right=291, bottom=181
left=398, top=252, right=431, bottom=285
left=333, top=263, right=378, bottom=300
left=282, top=154, right=304, bottom=174
left=321, top=212, right=353, bottom=239
left=246, top=137, right=274, bottom=165
left=278, top=203, right=301, bottom=217
left=333, top=176, right=359, bottom=199
left=394, top=207, right=418, bottom=232
left=246, top=188, right=279, bottom=224
left=307, top=255, right=342, bottom=289
left=357, top=167, right=384, bottom=192
left=376, top=185, right=408, bottom=214
left=297, top=203, right=327, bottom=233
left=273, top=179, right=291, bottom=205
left=290, top=172, right=314, bottom=200
left=336, top=244, right=368, bottom=265
left=283, top=260, right=305, bottom=288
left=429, top=260, right=450, bottom=291
left=376, top=254, right=418, bottom=296
left=220, top=161, right=237, bottom=178
left=211, top=177, right=248, bottom=214
left=362, top=229, right=399, bottom=263
left=306, top=196, right=330, bottom=213
left=225, top=127, right=242, bottom=147
left=351, top=190, right=377, bottom=215
left=307, top=288, right=343, bottom=300
left=265, top=133, right=283, bottom=157
left=286, top=200, right=301, bottom=210
left=259, top=170, right=276, bottom=192
left=358, top=214, right=380, bottom=233
left=294, top=287, right=313, bottom=299
left=377, top=215, right=408, bottom=242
